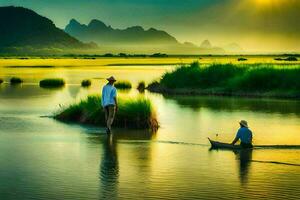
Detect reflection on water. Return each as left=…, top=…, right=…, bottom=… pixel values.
left=0, top=84, right=57, bottom=98
left=1, top=62, right=300, bottom=200
left=209, top=148, right=253, bottom=186
left=155, top=94, right=300, bottom=145
left=67, top=85, right=82, bottom=99
left=164, top=95, right=300, bottom=116
left=235, top=149, right=253, bottom=185
left=100, top=134, right=119, bottom=199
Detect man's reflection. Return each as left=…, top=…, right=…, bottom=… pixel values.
left=99, top=134, right=119, bottom=199
left=234, top=149, right=253, bottom=185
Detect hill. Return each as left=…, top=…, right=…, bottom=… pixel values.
left=0, top=6, right=93, bottom=54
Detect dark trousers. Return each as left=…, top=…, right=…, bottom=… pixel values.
left=241, top=142, right=253, bottom=149
left=104, top=105, right=115, bottom=130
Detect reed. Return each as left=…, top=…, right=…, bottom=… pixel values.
left=137, top=81, right=146, bottom=92
left=10, top=77, right=23, bottom=84
left=148, top=62, right=300, bottom=98
left=81, top=79, right=91, bottom=87
left=54, top=96, right=158, bottom=131
left=114, top=81, right=132, bottom=89
left=39, top=78, right=65, bottom=88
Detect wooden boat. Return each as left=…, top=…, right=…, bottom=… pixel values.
left=208, top=138, right=300, bottom=150
left=208, top=138, right=242, bottom=150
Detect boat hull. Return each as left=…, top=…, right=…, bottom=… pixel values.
left=208, top=138, right=242, bottom=149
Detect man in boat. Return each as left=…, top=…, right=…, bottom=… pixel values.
left=102, top=76, right=118, bottom=134
left=231, top=120, right=253, bottom=148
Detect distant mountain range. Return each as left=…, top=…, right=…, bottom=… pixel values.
left=200, top=40, right=213, bottom=49
left=0, top=6, right=94, bottom=54
left=223, top=43, right=243, bottom=52
left=65, top=19, right=179, bottom=46
left=0, top=6, right=242, bottom=55
left=199, top=40, right=243, bottom=53
left=65, top=19, right=230, bottom=54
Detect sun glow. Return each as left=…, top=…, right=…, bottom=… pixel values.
left=256, top=0, right=273, bottom=4
left=254, top=0, right=288, bottom=6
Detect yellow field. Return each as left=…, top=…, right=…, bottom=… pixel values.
left=0, top=55, right=299, bottom=68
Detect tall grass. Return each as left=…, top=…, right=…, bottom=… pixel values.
left=160, top=62, right=244, bottom=89
left=238, top=58, right=247, bottom=61
left=137, top=81, right=146, bottom=92
left=152, top=62, right=300, bottom=96
left=55, top=96, right=158, bottom=131
left=10, top=77, right=23, bottom=84
left=81, top=79, right=91, bottom=87
left=114, top=81, right=132, bottom=89
left=40, top=78, right=65, bottom=88
left=274, top=56, right=298, bottom=61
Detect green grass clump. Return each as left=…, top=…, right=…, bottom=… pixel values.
left=161, top=62, right=244, bottom=89
left=285, top=56, right=298, bottom=61
left=154, top=62, right=300, bottom=97
left=228, top=67, right=300, bottom=92
left=54, top=96, right=158, bottom=130
left=114, top=81, right=132, bottom=89
left=10, top=77, right=23, bottom=84
left=81, top=79, right=91, bottom=87
left=137, top=81, right=146, bottom=92
left=238, top=58, right=247, bottom=61
left=39, top=78, right=65, bottom=88
left=274, top=56, right=298, bottom=61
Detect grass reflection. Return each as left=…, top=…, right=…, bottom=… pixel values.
left=163, top=95, right=300, bottom=116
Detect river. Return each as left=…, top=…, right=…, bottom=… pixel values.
left=0, top=59, right=300, bottom=200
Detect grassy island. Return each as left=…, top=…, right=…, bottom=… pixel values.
left=147, top=62, right=300, bottom=99
left=54, top=96, right=158, bottom=131
left=137, top=81, right=146, bottom=92
left=10, top=77, right=23, bottom=84
left=81, top=79, right=91, bottom=87
left=114, top=81, right=132, bottom=89
left=40, top=78, right=65, bottom=88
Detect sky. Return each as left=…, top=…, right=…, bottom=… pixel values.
left=0, top=0, right=299, bottom=53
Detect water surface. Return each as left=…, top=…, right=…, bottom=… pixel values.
left=0, top=59, right=300, bottom=200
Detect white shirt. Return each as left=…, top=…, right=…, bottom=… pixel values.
left=101, top=84, right=117, bottom=107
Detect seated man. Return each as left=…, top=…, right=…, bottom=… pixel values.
left=231, top=120, right=253, bottom=148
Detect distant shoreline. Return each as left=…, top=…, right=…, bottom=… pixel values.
left=105, top=63, right=183, bottom=66
left=0, top=53, right=299, bottom=59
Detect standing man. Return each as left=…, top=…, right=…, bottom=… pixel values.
left=231, top=120, right=253, bottom=148
left=102, top=76, right=118, bottom=134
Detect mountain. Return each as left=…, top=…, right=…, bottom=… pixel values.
left=65, top=19, right=228, bottom=54
left=199, top=40, right=243, bottom=54
left=198, top=40, right=225, bottom=54
left=0, top=6, right=93, bottom=53
left=223, top=43, right=243, bottom=53
left=183, top=42, right=198, bottom=48
left=65, top=19, right=179, bottom=46
left=200, top=40, right=212, bottom=49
